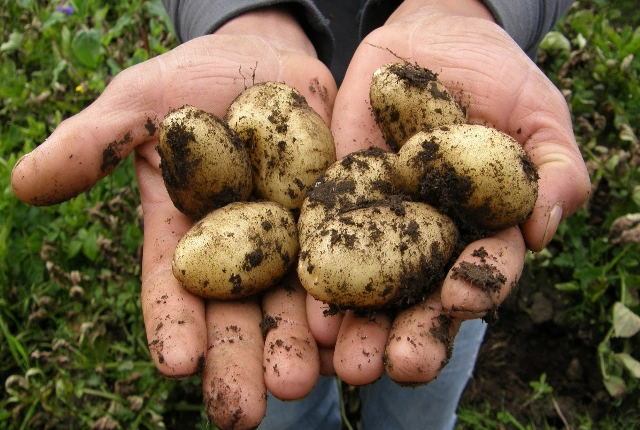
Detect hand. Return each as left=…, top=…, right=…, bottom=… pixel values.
left=11, top=8, right=336, bottom=429
left=309, top=0, right=591, bottom=385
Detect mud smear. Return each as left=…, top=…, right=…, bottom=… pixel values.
left=101, top=131, right=132, bottom=173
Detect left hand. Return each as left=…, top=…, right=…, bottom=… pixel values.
left=308, top=0, right=591, bottom=385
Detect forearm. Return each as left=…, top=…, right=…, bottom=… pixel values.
left=162, top=0, right=333, bottom=64
left=361, top=0, right=574, bottom=59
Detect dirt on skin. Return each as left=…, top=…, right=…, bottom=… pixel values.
left=101, top=131, right=132, bottom=173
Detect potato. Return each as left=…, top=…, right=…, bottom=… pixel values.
left=370, top=63, right=467, bottom=151
left=298, top=199, right=458, bottom=309
left=173, top=201, right=299, bottom=300
left=396, top=124, right=539, bottom=231
left=157, top=105, right=252, bottom=220
left=298, top=147, right=398, bottom=246
left=225, top=82, right=336, bottom=211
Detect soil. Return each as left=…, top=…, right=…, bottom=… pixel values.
left=457, top=265, right=638, bottom=428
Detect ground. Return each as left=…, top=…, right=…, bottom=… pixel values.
left=458, top=266, right=638, bottom=428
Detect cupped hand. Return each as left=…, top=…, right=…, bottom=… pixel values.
left=309, top=0, right=591, bottom=386
left=11, top=8, right=336, bottom=429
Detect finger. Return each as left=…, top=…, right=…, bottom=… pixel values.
left=136, top=146, right=207, bottom=377
left=520, top=136, right=590, bottom=251
left=306, top=295, right=343, bottom=376
left=10, top=37, right=336, bottom=206
left=333, top=311, right=391, bottom=386
left=261, top=276, right=319, bottom=400
left=441, top=227, right=525, bottom=318
left=203, top=299, right=266, bottom=430
left=306, top=295, right=344, bottom=348
left=385, top=296, right=463, bottom=384
left=318, top=345, right=336, bottom=376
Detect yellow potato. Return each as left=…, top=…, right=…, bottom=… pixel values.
left=370, top=63, right=467, bottom=151
left=298, top=200, right=458, bottom=309
left=173, top=201, right=299, bottom=300
left=225, top=82, right=336, bottom=211
left=157, top=105, right=252, bottom=220
left=298, top=147, right=398, bottom=246
left=396, top=124, right=539, bottom=230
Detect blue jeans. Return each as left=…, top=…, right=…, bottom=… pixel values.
left=258, top=319, right=487, bottom=430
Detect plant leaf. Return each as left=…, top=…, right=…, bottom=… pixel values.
left=603, top=375, right=627, bottom=398
left=72, top=28, right=104, bottom=68
left=613, top=302, right=640, bottom=338
left=0, top=32, right=23, bottom=54
left=614, top=353, right=640, bottom=378
left=540, top=31, right=571, bottom=54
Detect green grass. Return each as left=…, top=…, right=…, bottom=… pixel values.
left=1, top=1, right=209, bottom=428
left=1, top=0, right=639, bottom=429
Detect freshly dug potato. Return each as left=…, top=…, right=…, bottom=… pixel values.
left=298, top=147, right=398, bottom=246
left=396, top=124, right=539, bottom=231
left=157, top=105, right=252, bottom=220
left=173, top=201, right=299, bottom=300
left=225, top=82, right=336, bottom=211
left=370, top=63, right=467, bottom=151
left=298, top=199, right=458, bottom=309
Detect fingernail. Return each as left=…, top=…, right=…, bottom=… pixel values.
left=541, top=204, right=563, bottom=250
left=12, top=152, right=30, bottom=173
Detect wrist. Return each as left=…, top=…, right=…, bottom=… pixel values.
left=388, top=0, right=495, bottom=24
left=215, top=6, right=317, bottom=58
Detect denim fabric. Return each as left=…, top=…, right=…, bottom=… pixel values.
left=259, top=319, right=487, bottom=430
left=359, top=319, right=487, bottom=430
left=259, top=375, right=342, bottom=430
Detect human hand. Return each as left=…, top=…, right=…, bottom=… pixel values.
left=11, top=8, right=336, bottom=429
left=308, top=0, right=591, bottom=385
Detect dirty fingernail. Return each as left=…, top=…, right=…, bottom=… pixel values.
left=541, top=204, right=563, bottom=250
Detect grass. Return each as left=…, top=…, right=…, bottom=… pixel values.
left=1, top=1, right=208, bottom=428
left=1, top=0, right=639, bottom=429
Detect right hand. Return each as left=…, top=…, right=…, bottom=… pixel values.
left=11, top=7, right=336, bottom=429
left=308, top=0, right=591, bottom=387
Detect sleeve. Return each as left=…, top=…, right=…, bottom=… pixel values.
left=358, top=0, right=574, bottom=59
left=480, top=0, right=574, bottom=58
left=161, top=0, right=334, bottom=66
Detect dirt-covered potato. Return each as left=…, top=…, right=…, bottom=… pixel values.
left=225, top=82, right=336, bottom=211
left=396, top=124, right=539, bottom=231
left=370, top=63, right=467, bottom=151
left=157, top=105, right=252, bottom=220
left=173, top=201, right=299, bottom=300
left=298, top=147, right=398, bottom=246
left=298, top=199, right=458, bottom=309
